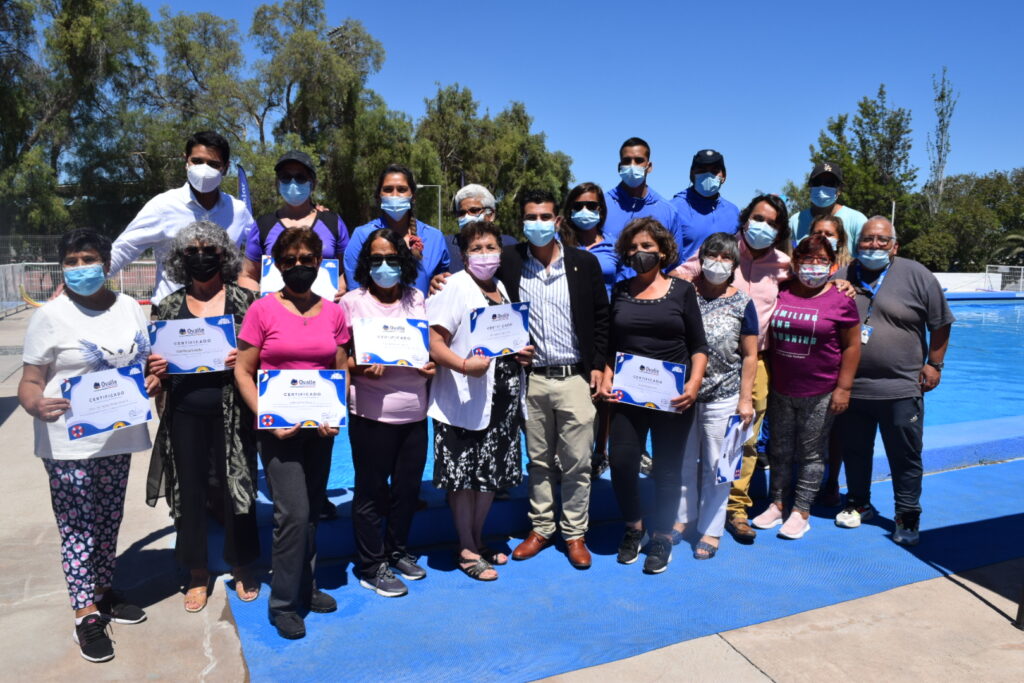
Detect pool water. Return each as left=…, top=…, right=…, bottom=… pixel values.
left=326, top=301, right=1024, bottom=489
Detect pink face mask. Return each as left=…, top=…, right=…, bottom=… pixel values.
left=466, top=253, right=501, bottom=281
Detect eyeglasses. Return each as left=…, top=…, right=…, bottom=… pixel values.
left=278, top=254, right=317, bottom=268
left=572, top=201, right=600, bottom=212
left=188, top=157, right=224, bottom=171
left=183, top=245, right=220, bottom=257
left=455, top=206, right=489, bottom=218
left=858, top=235, right=894, bottom=247
left=368, top=254, right=401, bottom=268
left=278, top=173, right=311, bottom=184
left=797, top=257, right=832, bottom=266
left=524, top=213, right=555, bottom=221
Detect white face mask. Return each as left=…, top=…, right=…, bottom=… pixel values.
left=701, top=258, right=733, bottom=285
left=187, top=163, right=223, bottom=194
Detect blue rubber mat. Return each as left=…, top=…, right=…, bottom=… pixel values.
left=229, top=459, right=1024, bottom=682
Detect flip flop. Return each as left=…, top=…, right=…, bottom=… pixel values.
left=693, top=540, right=719, bottom=560
left=457, top=555, right=497, bottom=581
left=184, top=585, right=208, bottom=613
left=233, top=575, right=260, bottom=602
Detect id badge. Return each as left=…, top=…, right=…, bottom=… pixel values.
left=861, top=324, right=873, bottom=345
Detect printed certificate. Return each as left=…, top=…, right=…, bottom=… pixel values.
left=353, top=317, right=430, bottom=368
left=467, top=302, right=530, bottom=358
left=257, top=369, right=347, bottom=429
left=149, top=316, right=236, bottom=374
left=611, top=352, right=688, bottom=412
left=60, top=364, right=152, bottom=440
left=260, top=256, right=340, bottom=301
left=715, top=415, right=754, bottom=485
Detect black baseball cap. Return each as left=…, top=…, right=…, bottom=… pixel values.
left=810, top=161, right=843, bottom=184
left=275, top=151, right=316, bottom=178
left=691, top=149, right=725, bottom=176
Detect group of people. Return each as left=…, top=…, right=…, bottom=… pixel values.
left=18, top=131, right=955, bottom=661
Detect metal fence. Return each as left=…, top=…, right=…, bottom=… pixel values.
left=4, top=262, right=157, bottom=311
left=0, top=235, right=64, bottom=264
left=986, top=265, right=1024, bottom=291
left=0, top=263, right=28, bottom=318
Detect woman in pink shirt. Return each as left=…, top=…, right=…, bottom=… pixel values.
left=235, top=227, right=350, bottom=641
left=340, top=229, right=436, bottom=598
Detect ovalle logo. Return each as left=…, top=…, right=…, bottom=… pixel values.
left=93, top=379, right=118, bottom=390
left=289, top=378, right=316, bottom=387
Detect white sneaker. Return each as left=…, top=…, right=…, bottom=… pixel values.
left=835, top=504, right=876, bottom=529
left=751, top=504, right=784, bottom=529
left=778, top=512, right=811, bottom=540
left=893, top=515, right=920, bottom=546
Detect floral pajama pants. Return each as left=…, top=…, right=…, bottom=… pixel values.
left=42, top=454, right=130, bottom=610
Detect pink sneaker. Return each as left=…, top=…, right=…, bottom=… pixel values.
left=751, top=504, right=784, bottom=529
left=778, top=511, right=811, bottom=539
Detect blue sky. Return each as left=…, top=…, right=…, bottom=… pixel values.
left=141, top=0, right=1022, bottom=206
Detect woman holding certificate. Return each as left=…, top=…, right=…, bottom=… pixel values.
left=145, top=220, right=260, bottom=613
left=598, top=217, right=708, bottom=575
left=427, top=221, right=533, bottom=582
left=235, top=227, right=350, bottom=641
left=18, top=229, right=160, bottom=663
left=341, top=228, right=435, bottom=598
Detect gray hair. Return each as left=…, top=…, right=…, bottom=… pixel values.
left=865, top=215, right=897, bottom=241
left=452, top=184, right=496, bottom=213
left=698, top=232, right=741, bottom=281
left=164, top=220, right=244, bottom=286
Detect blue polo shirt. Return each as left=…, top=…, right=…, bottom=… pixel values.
left=671, top=187, right=741, bottom=261
left=343, top=218, right=451, bottom=296
left=604, top=183, right=683, bottom=270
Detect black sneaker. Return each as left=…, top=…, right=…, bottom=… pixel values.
left=96, top=591, right=146, bottom=624
left=591, top=453, right=609, bottom=479
left=74, top=614, right=114, bottom=662
left=617, top=527, right=645, bottom=565
left=309, top=589, right=337, bottom=613
left=390, top=552, right=427, bottom=581
left=639, top=451, right=653, bottom=476
left=643, top=536, right=673, bottom=574
left=273, top=613, right=305, bottom=640
left=359, top=563, right=408, bottom=597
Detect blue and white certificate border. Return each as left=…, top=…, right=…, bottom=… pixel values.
left=256, top=369, right=348, bottom=429
left=357, top=318, right=430, bottom=366
left=611, top=353, right=687, bottom=411
left=148, top=316, right=236, bottom=374
left=468, top=301, right=530, bottom=357
left=60, top=363, right=152, bottom=440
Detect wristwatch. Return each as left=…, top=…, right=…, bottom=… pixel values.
left=926, top=360, right=944, bottom=371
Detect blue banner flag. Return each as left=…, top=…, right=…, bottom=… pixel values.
left=236, top=162, right=253, bottom=216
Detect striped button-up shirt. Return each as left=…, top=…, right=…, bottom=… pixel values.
left=519, top=244, right=581, bottom=367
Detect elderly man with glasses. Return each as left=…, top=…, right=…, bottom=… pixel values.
left=832, top=217, right=955, bottom=546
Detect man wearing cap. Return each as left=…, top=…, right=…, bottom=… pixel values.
left=789, top=161, right=868, bottom=250
left=240, top=150, right=349, bottom=301
left=109, top=131, right=258, bottom=303
left=671, top=149, right=740, bottom=261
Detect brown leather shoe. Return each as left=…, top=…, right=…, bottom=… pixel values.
left=726, top=517, right=757, bottom=544
left=565, top=538, right=592, bottom=569
left=512, top=531, right=552, bottom=561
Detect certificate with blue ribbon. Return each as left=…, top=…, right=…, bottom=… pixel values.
left=257, top=369, right=347, bottom=429
left=467, top=302, right=530, bottom=357
left=149, top=316, right=236, bottom=374
left=60, top=364, right=152, bottom=440
left=353, top=317, right=430, bottom=367
left=260, top=256, right=340, bottom=300
left=611, top=352, right=688, bottom=412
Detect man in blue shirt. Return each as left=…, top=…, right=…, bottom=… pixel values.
left=604, top=137, right=682, bottom=269
left=671, top=149, right=740, bottom=261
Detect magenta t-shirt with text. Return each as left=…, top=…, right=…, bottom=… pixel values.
left=238, top=294, right=350, bottom=370
left=768, top=286, right=859, bottom=397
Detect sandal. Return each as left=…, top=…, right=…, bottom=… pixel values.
left=693, top=540, right=719, bottom=560
left=479, top=546, right=508, bottom=566
left=184, top=584, right=208, bottom=613
left=233, top=573, right=260, bottom=602
left=457, top=555, right=497, bottom=581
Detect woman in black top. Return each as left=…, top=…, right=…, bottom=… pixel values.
left=599, top=217, right=708, bottom=575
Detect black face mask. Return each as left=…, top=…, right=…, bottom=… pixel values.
left=628, top=250, right=661, bottom=274
left=184, top=253, right=222, bottom=283
left=282, top=264, right=317, bottom=293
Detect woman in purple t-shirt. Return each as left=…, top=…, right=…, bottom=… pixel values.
left=751, top=234, right=860, bottom=540
left=234, top=227, right=350, bottom=640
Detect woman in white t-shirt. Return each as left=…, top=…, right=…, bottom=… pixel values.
left=18, top=229, right=160, bottom=664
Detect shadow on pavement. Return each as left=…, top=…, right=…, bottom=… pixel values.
left=0, top=396, right=20, bottom=428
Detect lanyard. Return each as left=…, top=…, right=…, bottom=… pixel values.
left=855, top=261, right=891, bottom=325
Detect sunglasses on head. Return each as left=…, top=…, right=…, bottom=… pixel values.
left=572, top=201, right=600, bottom=212
left=278, top=254, right=317, bottom=268
left=368, top=254, right=401, bottom=268
left=183, top=245, right=220, bottom=257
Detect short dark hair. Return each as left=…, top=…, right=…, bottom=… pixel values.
left=619, top=137, right=651, bottom=160
left=518, top=189, right=558, bottom=219
left=559, top=182, right=607, bottom=246
left=793, top=232, right=836, bottom=263
left=376, top=163, right=417, bottom=198
left=615, top=217, right=678, bottom=269
left=185, top=131, right=230, bottom=166
left=58, top=229, right=111, bottom=266
left=697, top=232, right=741, bottom=284
left=738, top=194, right=791, bottom=251
left=456, top=221, right=502, bottom=253
left=354, top=228, right=419, bottom=288
left=272, top=226, right=323, bottom=263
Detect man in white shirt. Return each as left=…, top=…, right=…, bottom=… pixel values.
left=108, top=131, right=258, bottom=303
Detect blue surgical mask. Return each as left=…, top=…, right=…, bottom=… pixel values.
left=618, top=164, right=647, bottom=188
left=571, top=208, right=601, bottom=230
left=693, top=172, right=723, bottom=198
left=279, top=180, right=311, bottom=207
left=381, top=196, right=411, bottom=221
left=369, top=262, right=402, bottom=288
left=63, top=264, right=106, bottom=296
left=523, top=220, right=557, bottom=247
left=744, top=220, right=778, bottom=250
left=857, top=249, right=891, bottom=271
left=810, top=186, right=838, bottom=208
left=457, top=212, right=487, bottom=228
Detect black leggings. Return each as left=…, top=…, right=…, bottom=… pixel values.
left=169, top=410, right=259, bottom=570
left=608, top=403, right=695, bottom=534
left=349, top=414, right=428, bottom=576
